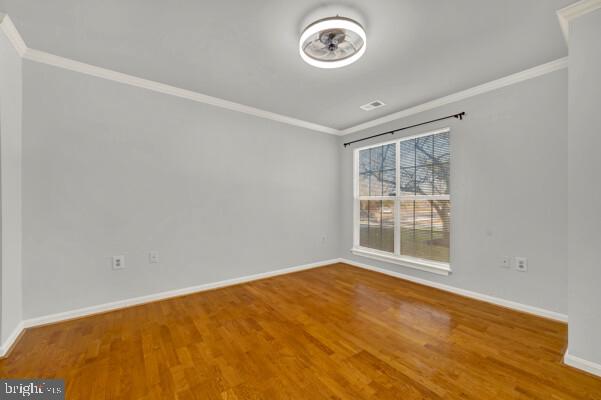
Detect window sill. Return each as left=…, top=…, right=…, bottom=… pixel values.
left=350, top=248, right=451, bottom=276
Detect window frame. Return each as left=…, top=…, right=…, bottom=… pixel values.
left=352, top=127, right=451, bottom=276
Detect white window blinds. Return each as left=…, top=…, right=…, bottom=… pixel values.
left=354, top=129, right=450, bottom=267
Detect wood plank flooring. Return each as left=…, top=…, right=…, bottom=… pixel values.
left=1, top=263, right=600, bottom=399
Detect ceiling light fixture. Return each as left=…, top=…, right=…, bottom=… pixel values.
left=299, top=16, right=366, bottom=69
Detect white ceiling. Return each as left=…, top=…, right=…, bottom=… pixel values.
left=0, top=0, right=572, bottom=131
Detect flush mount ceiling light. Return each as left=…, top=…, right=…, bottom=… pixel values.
left=299, top=16, right=366, bottom=69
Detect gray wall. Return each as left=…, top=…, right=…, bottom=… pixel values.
left=9, top=25, right=574, bottom=327
left=21, top=60, right=340, bottom=319
left=0, top=27, right=23, bottom=344
left=339, top=70, right=568, bottom=314
left=567, top=9, right=601, bottom=365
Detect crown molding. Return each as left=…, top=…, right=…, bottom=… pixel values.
left=22, top=48, right=340, bottom=135
left=0, top=13, right=569, bottom=137
left=0, top=15, right=339, bottom=136
left=0, top=14, right=26, bottom=57
left=557, top=0, right=601, bottom=43
left=340, top=57, right=568, bottom=135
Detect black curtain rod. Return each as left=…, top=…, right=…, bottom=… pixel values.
left=343, top=112, right=466, bottom=148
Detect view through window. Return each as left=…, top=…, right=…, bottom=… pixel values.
left=354, top=129, right=450, bottom=266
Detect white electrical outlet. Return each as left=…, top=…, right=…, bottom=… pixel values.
left=149, top=251, right=160, bottom=264
left=515, top=257, right=528, bottom=272
left=500, top=256, right=510, bottom=268
left=112, top=255, right=125, bottom=270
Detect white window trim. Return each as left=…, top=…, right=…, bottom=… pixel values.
left=352, top=127, right=451, bottom=276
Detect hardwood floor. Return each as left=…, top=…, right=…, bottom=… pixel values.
left=1, top=263, right=600, bottom=399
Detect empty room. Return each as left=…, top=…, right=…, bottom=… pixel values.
left=0, top=0, right=600, bottom=398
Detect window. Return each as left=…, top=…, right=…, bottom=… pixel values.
left=352, top=128, right=451, bottom=275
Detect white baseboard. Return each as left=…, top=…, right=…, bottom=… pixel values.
left=5, top=258, right=335, bottom=336
left=340, top=258, right=568, bottom=322
left=1, top=258, right=337, bottom=356
left=564, top=350, right=601, bottom=377
left=0, top=321, right=25, bottom=357
left=3, top=257, right=569, bottom=357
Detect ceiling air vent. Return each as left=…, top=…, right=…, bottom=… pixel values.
left=360, top=100, right=386, bottom=111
